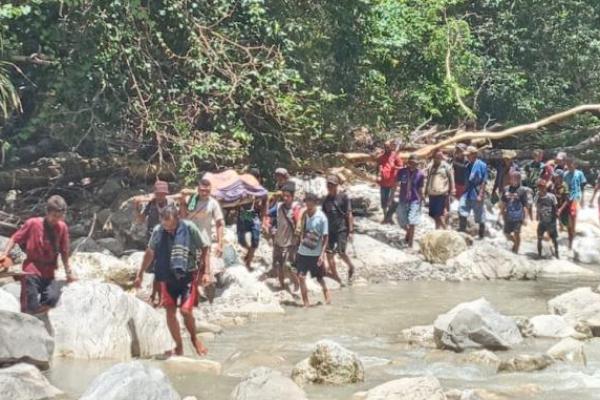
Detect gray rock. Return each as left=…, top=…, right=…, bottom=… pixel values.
left=71, top=237, right=104, bottom=254
left=0, top=287, right=19, bottom=312
left=529, top=315, right=577, bottom=338
left=49, top=282, right=171, bottom=359
left=0, top=311, right=54, bottom=370
left=97, top=237, right=125, bottom=257
left=231, top=367, right=307, bottom=400
left=353, top=376, right=446, bottom=400
left=433, top=298, right=523, bottom=351
left=498, top=354, right=554, bottom=373
left=0, top=363, right=62, bottom=400
left=420, top=230, right=469, bottom=264
left=79, top=361, right=180, bottom=400
left=97, top=178, right=123, bottom=205
left=547, top=337, right=587, bottom=365
left=460, top=350, right=501, bottom=369
left=292, top=340, right=364, bottom=385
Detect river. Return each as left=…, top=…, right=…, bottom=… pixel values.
left=48, top=277, right=600, bottom=399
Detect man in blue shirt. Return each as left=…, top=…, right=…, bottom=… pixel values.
left=563, top=157, right=587, bottom=250
left=459, top=146, right=488, bottom=238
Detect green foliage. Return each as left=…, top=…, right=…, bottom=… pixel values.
left=1, top=0, right=599, bottom=178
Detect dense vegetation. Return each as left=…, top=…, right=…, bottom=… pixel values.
left=1, top=0, right=599, bottom=180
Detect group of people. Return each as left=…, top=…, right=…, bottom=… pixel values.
left=0, top=142, right=596, bottom=359
left=377, top=142, right=594, bottom=259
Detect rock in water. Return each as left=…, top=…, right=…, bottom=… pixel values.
left=419, top=230, right=469, bottom=264
left=498, top=354, right=554, bottom=373
left=231, top=367, right=308, bottom=400
left=353, top=376, right=446, bottom=400
left=63, top=252, right=139, bottom=289
left=165, top=356, right=222, bottom=375
left=80, top=361, right=180, bottom=400
left=547, top=338, right=587, bottom=365
left=460, top=350, right=501, bottom=369
left=0, top=363, right=63, bottom=400
left=0, top=287, right=19, bottom=312
left=0, top=311, right=54, bottom=370
left=433, top=298, right=523, bottom=351
left=49, top=281, right=171, bottom=359
left=292, top=340, right=365, bottom=385
left=399, top=325, right=436, bottom=348
left=537, top=259, right=597, bottom=278
left=573, top=237, right=600, bottom=264
left=547, top=287, right=600, bottom=335
left=528, top=315, right=577, bottom=338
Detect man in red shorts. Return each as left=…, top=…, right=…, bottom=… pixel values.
left=134, top=205, right=211, bottom=356
left=0, top=195, right=75, bottom=315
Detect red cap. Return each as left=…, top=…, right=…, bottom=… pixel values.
left=154, top=181, right=169, bottom=194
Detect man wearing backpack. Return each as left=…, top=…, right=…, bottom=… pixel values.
left=134, top=205, right=211, bottom=357
left=322, top=175, right=356, bottom=285
left=180, top=178, right=224, bottom=302
left=268, top=182, right=301, bottom=291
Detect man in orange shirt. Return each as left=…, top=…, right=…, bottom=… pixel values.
left=377, top=140, right=402, bottom=224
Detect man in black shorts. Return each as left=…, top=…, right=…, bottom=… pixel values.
left=500, top=171, right=530, bottom=254
left=322, top=175, right=355, bottom=285
left=536, top=179, right=559, bottom=259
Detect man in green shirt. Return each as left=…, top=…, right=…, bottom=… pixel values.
left=134, top=205, right=211, bottom=357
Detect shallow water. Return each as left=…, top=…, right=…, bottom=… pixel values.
left=48, top=277, right=600, bottom=399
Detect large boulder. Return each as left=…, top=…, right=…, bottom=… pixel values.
left=528, top=315, right=577, bottom=338
left=547, top=287, right=600, bottom=335
left=546, top=337, right=587, bottom=365
left=346, top=183, right=380, bottom=216
left=80, top=361, right=180, bottom=400
left=433, top=298, right=523, bottom=352
left=353, top=376, right=446, bottom=400
left=537, top=259, right=597, bottom=278
left=497, top=354, right=554, bottom=373
left=49, top=281, right=171, bottom=359
left=446, top=243, right=537, bottom=280
left=291, top=340, right=364, bottom=385
left=97, top=178, right=123, bottom=205
left=0, top=287, right=19, bottom=312
left=231, top=367, right=308, bottom=400
left=0, top=311, right=54, bottom=370
left=0, top=363, right=63, bottom=400
left=61, top=252, right=139, bottom=289
left=573, top=237, right=600, bottom=264
left=420, top=230, right=469, bottom=264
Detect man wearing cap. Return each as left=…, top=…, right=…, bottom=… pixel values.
left=322, top=175, right=355, bottom=285
left=459, top=146, right=488, bottom=238
left=275, top=168, right=291, bottom=191
left=0, top=195, right=75, bottom=315
left=394, top=154, right=425, bottom=248
left=180, top=178, right=223, bottom=301
left=425, top=149, right=455, bottom=229
left=377, top=140, right=402, bottom=224
left=500, top=170, right=530, bottom=254
left=452, top=144, right=468, bottom=199
left=492, top=150, right=519, bottom=203
left=134, top=180, right=174, bottom=305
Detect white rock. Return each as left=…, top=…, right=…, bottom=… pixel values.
left=573, top=237, right=600, bottom=264
left=420, top=230, right=469, bottom=264
left=547, top=337, right=587, bottom=365
left=548, top=287, right=600, bottom=334
left=79, top=361, right=180, bottom=400
left=0, top=363, right=63, bottom=400
left=399, top=325, right=436, bottom=348
left=0, top=287, right=19, bottom=312
left=355, top=376, right=446, bottom=400
left=231, top=367, right=307, bottom=400
left=433, top=298, right=523, bottom=351
left=460, top=349, right=501, bottom=368
left=529, top=315, right=577, bottom=338
left=537, top=259, right=597, bottom=278
left=164, top=356, right=221, bottom=375
left=0, top=310, right=54, bottom=370
left=49, top=281, right=171, bottom=359
left=61, top=252, right=139, bottom=289
left=291, top=340, right=364, bottom=385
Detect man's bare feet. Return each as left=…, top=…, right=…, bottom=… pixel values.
left=192, top=340, right=208, bottom=356
left=324, top=289, right=332, bottom=305
left=164, top=347, right=184, bottom=357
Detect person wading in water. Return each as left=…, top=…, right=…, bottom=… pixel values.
left=0, top=196, right=76, bottom=315
left=134, top=206, right=211, bottom=357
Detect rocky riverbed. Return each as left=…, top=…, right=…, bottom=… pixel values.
left=2, top=179, right=600, bottom=399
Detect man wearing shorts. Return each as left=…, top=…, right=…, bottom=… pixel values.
left=0, top=196, right=75, bottom=315
left=536, top=179, right=559, bottom=259
left=294, top=193, right=330, bottom=307
left=459, top=146, right=488, bottom=239
left=563, top=158, right=587, bottom=250
left=377, top=140, right=402, bottom=223
left=180, top=178, right=224, bottom=302
left=268, top=182, right=301, bottom=291
left=425, top=149, right=455, bottom=229
left=322, top=175, right=356, bottom=285
left=500, top=171, right=530, bottom=254
left=395, top=154, right=425, bottom=248
left=135, top=206, right=211, bottom=356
